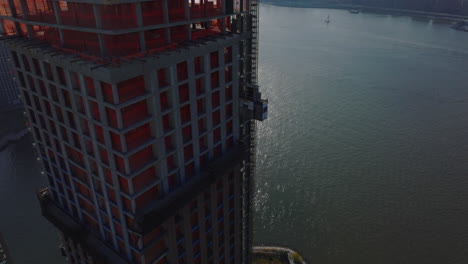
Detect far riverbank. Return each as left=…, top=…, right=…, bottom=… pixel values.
left=261, top=1, right=468, bottom=22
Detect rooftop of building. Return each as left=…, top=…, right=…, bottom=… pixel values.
left=1, top=32, right=245, bottom=84
left=0, top=0, right=245, bottom=59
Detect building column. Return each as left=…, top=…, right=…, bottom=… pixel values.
left=187, top=56, right=201, bottom=170
left=204, top=53, right=214, bottom=158
left=92, top=4, right=106, bottom=56
left=51, top=1, right=64, bottom=45
left=136, top=2, right=146, bottom=52
left=232, top=43, right=240, bottom=141
left=168, top=63, right=186, bottom=183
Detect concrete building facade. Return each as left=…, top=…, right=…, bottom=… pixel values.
left=0, top=0, right=266, bottom=263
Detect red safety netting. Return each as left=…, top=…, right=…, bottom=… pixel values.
left=162, top=114, right=171, bottom=132
left=225, top=103, right=233, bottom=117
left=94, top=124, right=105, bottom=144
left=190, top=0, right=203, bottom=19
left=101, top=81, right=114, bottom=104
left=196, top=78, right=204, bottom=95
left=110, top=131, right=122, bottom=152
left=25, top=0, right=56, bottom=23
left=224, top=46, right=232, bottom=63
left=117, top=76, right=145, bottom=103
left=18, top=22, right=27, bottom=36
left=210, top=51, right=219, bottom=68
left=158, top=68, right=169, bottom=88
left=191, top=23, right=209, bottom=40
left=63, top=29, right=100, bottom=55
left=132, top=167, right=157, bottom=194
left=164, top=135, right=173, bottom=152
left=166, top=155, right=176, bottom=171
left=31, top=25, right=60, bottom=46
left=209, top=18, right=223, bottom=32
left=160, top=91, right=169, bottom=110
left=211, top=91, right=220, bottom=107
left=206, top=0, right=222, bottom=16
left=0, top=0, right=11, bottom=16
left=125, top=123, right=152, bottom=151
left=121, top=100, right=148, bottom=128
left=58, top=2, right=95, bottom=28
left=103, top=33, right=140, bottom=57
left=170, top=25, right=187, bottom=43
left=180, top=104, right=191, bottom=123
left=184, top=144, right=193, bottom=161
left=197, top=98, right=204, bottom=114
left=191, top=19, right=222, bottom=40
left=226, top=119, right=233, bottom=134
left=194, top=56, right=203, bottom=74
left=145, top=29, right=166, bottom=50
left=99, top=4, right=137, bottom=30
left=71, top=164, right=89, bottom=184
left=90, top=101, right=100, bottom=121
left=1, top=18, right=17, bottom=36
left=168, top=0, right=185, bottom=22
left=211, top=71, right=219, bottom=89
left=115, top=155, right=126, bottom=173
left=119, top=177, right=130, bottom=195
left=142, top=0, right=164, bottom=26
left=213, top=127, right=221, bottom=142
left=178, top=83, right=189, bottom=103
left=225, top=65, right=232, bottom=82
left=190, top=0, right=222, bottom=19
left=177, top=61, right=188, bottom=81
left=67, top=146, right=85, bottom=166
left=0, top=0, right=230, bottom=64
left=12, top=0, right=22, bottom=17
left=182, top=125, right=192, bottom=142
left=84, top=76, right=95, bottom=97
left=106, top=108, right=118, bottom=128
left=225, top=85, right=233, bottom=101
left=212, top=109, right=220, bottom=126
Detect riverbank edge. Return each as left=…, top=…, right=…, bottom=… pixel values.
left=253, top=246, right=307, bottom=264
left=0, top=128, right=29, bottom=151
left=0, top=232, right=13, bottom=263
left=261, top=1, right=468, bottom=22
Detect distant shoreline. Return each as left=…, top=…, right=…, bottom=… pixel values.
left=261, top=1, right=468, bottom=22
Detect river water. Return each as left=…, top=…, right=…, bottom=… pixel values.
left=2, top=4, right=468, bottom=264
left=254, top=4, right=468, bottom=264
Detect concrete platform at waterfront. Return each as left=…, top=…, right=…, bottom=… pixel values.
left=253, top=246, right=307, bottom=264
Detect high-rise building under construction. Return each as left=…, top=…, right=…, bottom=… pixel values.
left=0, top=0, right=266, bottom=263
